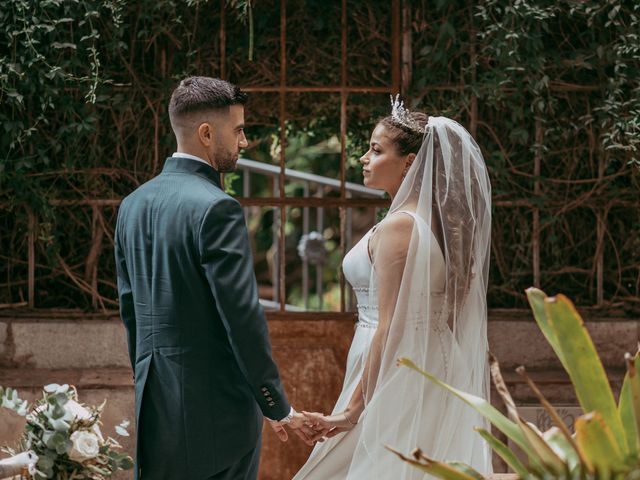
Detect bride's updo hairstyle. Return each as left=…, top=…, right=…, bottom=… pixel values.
left=377, top=112, right=428, bottom=156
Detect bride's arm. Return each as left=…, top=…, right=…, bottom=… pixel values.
left=348, top=214, right=413, bottom=413
left=304, top=214, right=413, bottom=435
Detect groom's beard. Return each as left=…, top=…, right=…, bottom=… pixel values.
left=213, top=148, right=238, bottom=173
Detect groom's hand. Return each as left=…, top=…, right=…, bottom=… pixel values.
left=268, top=420, right=289, bottom=442
left=268, top=409, right=328, bottom=446
left=286, top=411, right=329, bottom=445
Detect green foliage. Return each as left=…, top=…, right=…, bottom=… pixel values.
left=473, top=0, right=640, bottom=159
left=226, top=0, right=254, bottom=60
left=397, top=290, right=640, bottom=478
left=0, top=386, right=28, bottom=416
left=0, top=0, right=125, bottom=190
left=412, top=0, right=640, bottom=307
left=0, top=0, right=638, bottom=310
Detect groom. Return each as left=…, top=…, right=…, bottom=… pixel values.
left=115, top=77, right=313, bottom=480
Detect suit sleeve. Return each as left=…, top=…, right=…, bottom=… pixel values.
left=199, top=197, right=291, bottom=421
left=115, top=216, right=136, bottom=373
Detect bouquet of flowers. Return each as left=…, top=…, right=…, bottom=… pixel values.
left=1, top=384, right=133, bottom=479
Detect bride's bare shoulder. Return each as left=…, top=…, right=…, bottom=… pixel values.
left=380, top=211, right=415, bottom=233
left=369, top=211, right=414, bottom=253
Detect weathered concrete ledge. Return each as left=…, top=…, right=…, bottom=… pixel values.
left=0, top=319, right=130, bottom=369
left=1, top=312, right=636, bottom=370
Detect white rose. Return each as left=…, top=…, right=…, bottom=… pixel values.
left=65, top=400, right=91, bottom=420
left=65, top=399, right=104, bottom=441
left=68, top=430, right=101, bottom=463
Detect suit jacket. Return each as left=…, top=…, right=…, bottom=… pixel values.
left=115, top=157, right=290, bottom=479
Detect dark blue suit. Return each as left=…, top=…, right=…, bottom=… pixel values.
left=115, top=157, right=290, bottom=479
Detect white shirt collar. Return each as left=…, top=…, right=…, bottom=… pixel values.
left=172, top=152, right=211, bottom=167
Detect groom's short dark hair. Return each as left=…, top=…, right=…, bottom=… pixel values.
left=168, top=76, right=247, bottom=124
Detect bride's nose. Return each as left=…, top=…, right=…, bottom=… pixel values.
left=359, top=153, right=368, bottom=165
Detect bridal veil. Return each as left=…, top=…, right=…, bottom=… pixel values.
left=355, top=116, right=493, bottom=476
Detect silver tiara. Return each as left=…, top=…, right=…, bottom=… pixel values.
left=390, top=94, right=424, bottom=133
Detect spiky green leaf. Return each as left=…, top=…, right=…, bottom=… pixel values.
left=474, top=427, right=529, bottom=477
left=619, top=352, right=640, bottom=457
left=526, top=288, right=567, bottom=369
left=386, top=446, right=479, bottom=480
left=398, top=358, right=538, bottom=460
left=575, top=411, right=625, bottom=476
left=544, top=294, right=627, bottom=456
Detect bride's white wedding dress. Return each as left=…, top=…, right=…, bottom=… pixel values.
left=294, top=117, right=493, bottom=479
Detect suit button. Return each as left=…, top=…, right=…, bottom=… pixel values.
left=266, top=397, right=273, bottom=401
left=261, top=387, right=268, bottom=392
left=268, top=402, right=275, bottom=407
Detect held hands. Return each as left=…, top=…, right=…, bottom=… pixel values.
left=301, top=410, right=358, bottom=439
left=268, top=409, right=329, bottom=446
left=269, top=407, right=359, bottom=445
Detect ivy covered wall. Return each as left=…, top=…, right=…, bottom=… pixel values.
left=1, top=0, right=638, bottom=311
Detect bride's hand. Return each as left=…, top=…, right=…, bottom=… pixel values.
left=288, top=411, right=330, bottom=445
left=269, top=410, right=330, bottom=446
left=302, top=410, right=358, bottom=439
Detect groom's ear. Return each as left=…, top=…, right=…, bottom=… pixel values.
left=197, top=121, right=214, bottom=147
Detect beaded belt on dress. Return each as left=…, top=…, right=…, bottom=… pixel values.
left=355, top=306, right=446, bottom=330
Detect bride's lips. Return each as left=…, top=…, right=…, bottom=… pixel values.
left=363, top=170, right=371, bottom=175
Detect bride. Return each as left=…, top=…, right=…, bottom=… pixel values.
left=294, top=97, right=493, bottom=479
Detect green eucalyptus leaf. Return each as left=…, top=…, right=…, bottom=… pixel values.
left=37, top=454, right=54, bottom=470
left=44, top=384, right=60, bottom=393
left=118, top=456, right=134, bottom=470
left=1, top=386, right=29, bottom=415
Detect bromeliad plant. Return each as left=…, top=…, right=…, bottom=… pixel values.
left=1, top=384, right=133, bottom=479
left=392, top=288, right=640, bottom=479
